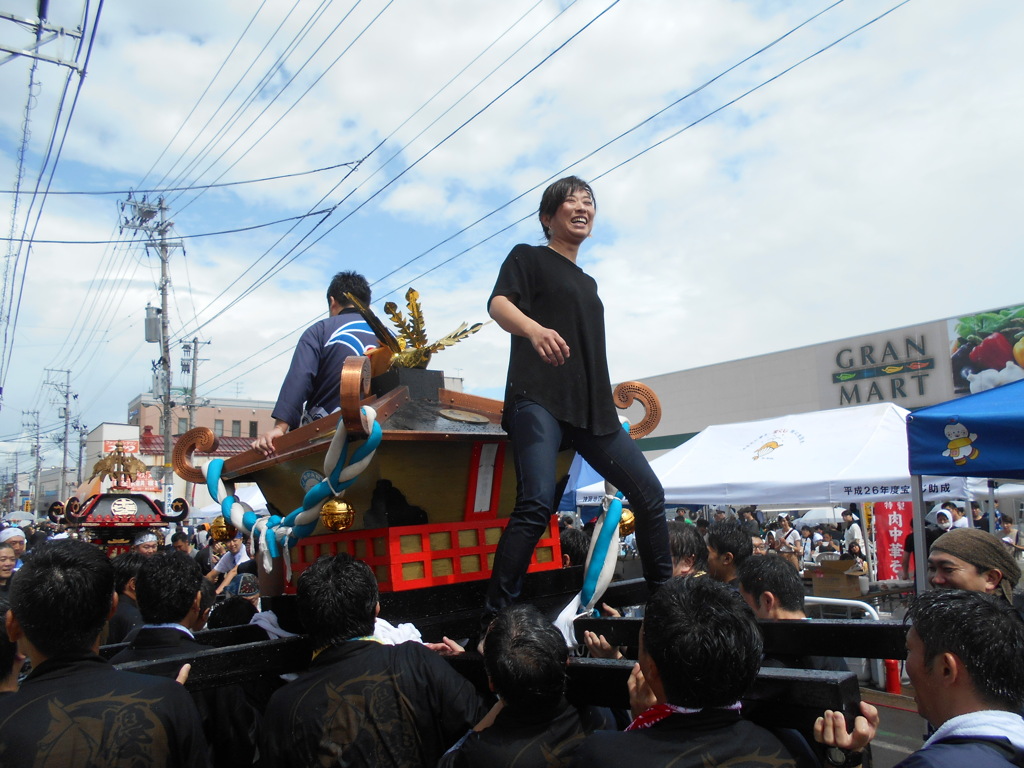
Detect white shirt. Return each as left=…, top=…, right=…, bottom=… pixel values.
left=214, top=546, right=251, bottom=574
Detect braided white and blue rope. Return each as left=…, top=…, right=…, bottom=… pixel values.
left=200, top=406, right=382, bottom=578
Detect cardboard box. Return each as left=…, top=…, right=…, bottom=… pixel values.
left=808, top=560, right=862, bottom=599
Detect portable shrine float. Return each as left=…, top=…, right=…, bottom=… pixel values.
left=170, top=290, right=662, bottom=636
left=48, top=441, right=191, bottom=557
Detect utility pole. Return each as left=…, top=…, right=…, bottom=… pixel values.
left=121, top=195, right=182, bottom=486
left=22, top=410, right=40, bottom=516
left=180, top=337, right=211, bottom=431
left=180, top=337, right=210, bottom=502
left=72, top=419, right=87, bottom=485
left=45, top=367, right=71, bottom=500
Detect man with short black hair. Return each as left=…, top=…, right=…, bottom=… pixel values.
left=253, top=270, right=380, bottom=457
left=171, top=531, right=197, bottom=559
left=560, top=525, right=590, bottom=568
left=738, top=556, right=848, bottom=672
left=818, top=590, right=1024, bottom=767
left=668, top=522, right=708, bottom=577
left=440, top=604, right=615, bottom=767
left=106, top=551, right=146, bottom=644
left=0, top=540, right=208, bottom=766
left=706, top=520, right=752, bottom=587
left=260, top=553, right=487, bottom=767
left=111, top=551, right=260, bottom=768
left=205, top=532, right=250, bottom=595
left=574, top=577, right=795, bottom=767
left=841, top=508, right=865, bottom=552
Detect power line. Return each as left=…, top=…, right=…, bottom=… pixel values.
left=0, top=0, right=105, bottom=396
left=0, top=160, right=359, bottom=196
left=0, top=205, right=339, bottom=244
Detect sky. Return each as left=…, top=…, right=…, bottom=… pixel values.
left=0, top=0, right=1020, bottom=472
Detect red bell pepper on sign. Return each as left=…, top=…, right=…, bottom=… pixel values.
left=969, top=332, right=1014, bottom=370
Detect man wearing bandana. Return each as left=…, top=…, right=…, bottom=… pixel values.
left=132, top=531, right=159, bottom=556
left=927, top=528, right=1021, bottom=609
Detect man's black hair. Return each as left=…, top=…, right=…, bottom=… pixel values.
left=738, top=555, right=804, bottom=613
left=111, top=551, right=146, bottom=595
left=10, top=540, right=114, bottom=658
left=170, top=532, right=190, bottom=546
left=668, top=522, right=708, bottom=572
left=538, top=176, right=595, bottom=239
left=560, top=526, right=589, bottom=567
left=707, top=520, right=753, bottom=565
left=327, top=271, right=370, bottom=308
left=0, top=596, right=17, bottom=686
left=135, top=551, right=204, bottom=625
left=907, top=589, right=1024, bottom=712
left=207, top=596, right=258, bottom=630
left=484, top=604, right=567, bottom=711
left=695, top=518, right=709, bottom=531
left=642, top=577, right=762, bottom=708
left=297, top=552, right=377, bottom=648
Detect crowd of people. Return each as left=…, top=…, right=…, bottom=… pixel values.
left=0, top=522, right=1021, bottom=767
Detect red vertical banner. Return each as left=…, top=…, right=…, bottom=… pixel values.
left=873, top=501, right=912, bottom=580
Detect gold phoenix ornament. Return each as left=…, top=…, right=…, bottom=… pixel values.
left=89, top=441, right=149, bottom=489
left=345, top=288, right=483, bottom=370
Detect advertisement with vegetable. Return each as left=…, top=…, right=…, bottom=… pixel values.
left=948, top=303, right=1024, bottom=394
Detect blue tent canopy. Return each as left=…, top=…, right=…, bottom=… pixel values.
left=906, top=379, right=1024, bottom=480
left=558, top=453, right=603, bottom=514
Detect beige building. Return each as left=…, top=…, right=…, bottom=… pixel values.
left=127, top=393, right=277, bottom=441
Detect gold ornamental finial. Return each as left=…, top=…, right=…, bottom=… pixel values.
left=345, top=288, right=483, bottom=370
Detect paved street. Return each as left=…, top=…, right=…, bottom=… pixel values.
left=862, top=689, right=927, bottom=768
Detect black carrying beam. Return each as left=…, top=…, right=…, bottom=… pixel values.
left=573, top=617, right=909, bottom=660
left=115, top=636, right=312, bottom=690
left=100, top=622, right=271, bottom=660
left=273, top=566, right=592, bottom=643
left=117, top=635, right=860, bottom=734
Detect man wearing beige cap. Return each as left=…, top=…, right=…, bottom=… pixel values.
left=928, top=527, right=1021, bottom=604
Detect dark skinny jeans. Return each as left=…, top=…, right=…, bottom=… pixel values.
left=485, top=397, right=672, bottom=614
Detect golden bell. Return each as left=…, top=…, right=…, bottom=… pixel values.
left=321, top=500, right=355, bottom=532
left=618, top=509, right=636, bottom=537
left=210, top=515, right=237, bottom=543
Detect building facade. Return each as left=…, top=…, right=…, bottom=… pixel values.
left=636, top=302, right=1024, bottom=455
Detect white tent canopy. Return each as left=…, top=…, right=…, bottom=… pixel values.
left=193, top=484, right=268, bottom=522
left=577, top=403, right=970, bottom=507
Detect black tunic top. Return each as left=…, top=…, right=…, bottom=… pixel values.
left=489, top=244, right=619, bottom=435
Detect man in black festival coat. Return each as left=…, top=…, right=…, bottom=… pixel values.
left=110, top=550, right=262, bottom=768
left=259, top=552, right=488, bottom=768
left=0, top=540, right=209, bottom=767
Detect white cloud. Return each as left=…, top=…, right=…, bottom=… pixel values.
left=0, top=0, right=1021, bottom=465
